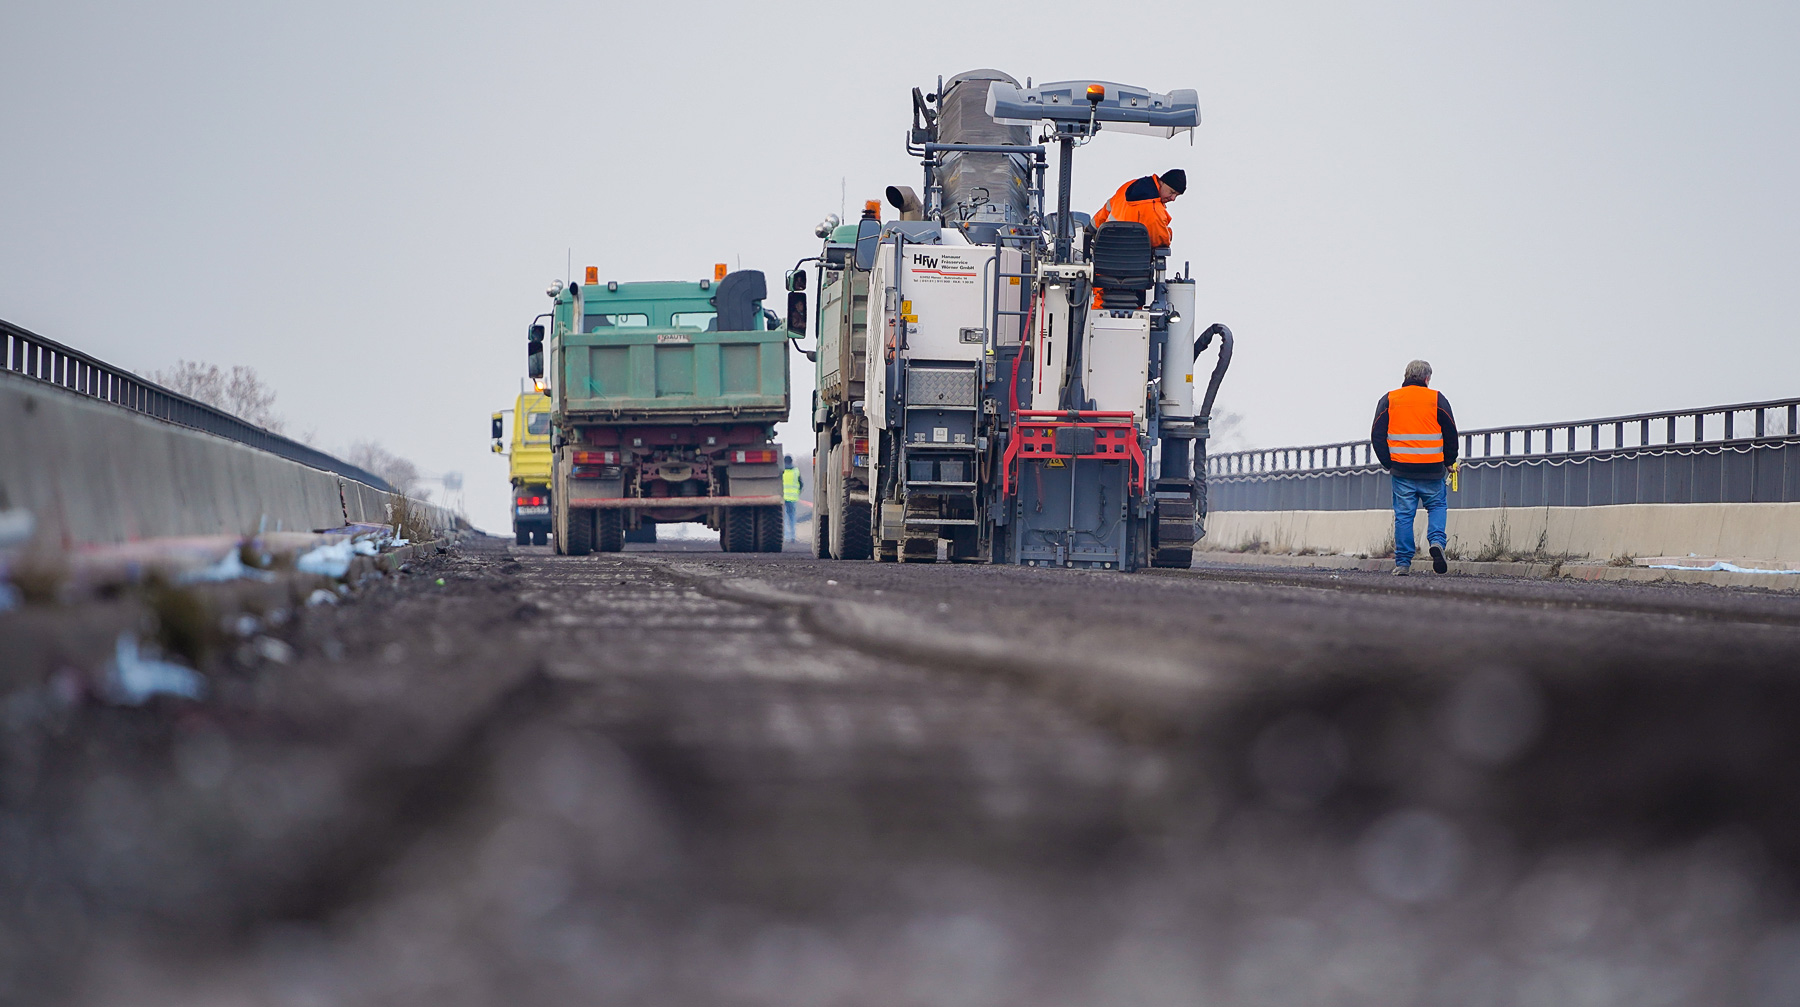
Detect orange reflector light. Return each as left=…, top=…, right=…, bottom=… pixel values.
left=713, top=263, right=728, bottom=281
left=584, top=265, right=598, bottom=285
left=1086, top=84, right=1106, bottom=102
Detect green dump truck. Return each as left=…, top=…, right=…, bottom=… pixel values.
left=528, top=267, right=793, bottom=554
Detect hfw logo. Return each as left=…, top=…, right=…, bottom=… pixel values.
left=913, top=253, right=939, bottom=269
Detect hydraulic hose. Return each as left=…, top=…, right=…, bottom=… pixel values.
left=1195, top=323, right=1234, bottom=422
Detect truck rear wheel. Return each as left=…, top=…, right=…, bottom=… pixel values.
left=722, top=508, right=757, bottom=553
left=565, top=508, right=595, bottom=556
left=515, top=528, right=529, bottom=546
left=531, top=530, right=547, bottom=546
left=835, top=497, right=873, bottom=560
left=814, top=444, right=836, bottom=559
left=597, top=509, right=624, bottom=552
left=754, top=505, right=784, bottom=553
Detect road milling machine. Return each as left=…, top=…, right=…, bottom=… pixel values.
left=793, top=70, right=1233, bottom=569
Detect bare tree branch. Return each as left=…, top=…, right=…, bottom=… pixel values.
left=344, top=441, right=425, bottom=498
left=153, top=360, right=286, bottom=433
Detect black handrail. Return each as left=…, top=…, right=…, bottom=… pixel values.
left=1207, top=395, right=1800, bottom=478
left=3, top=319, right=395, bottom=492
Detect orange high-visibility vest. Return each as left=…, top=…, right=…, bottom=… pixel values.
left=1093, top=176, right=1173, bottom=249
left=1386, top=385, right=1444, bottom=464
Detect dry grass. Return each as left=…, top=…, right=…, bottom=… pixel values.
left=5, top=552, right=69, bottom=605
left=1224, top=532, right=1269, bottom=554
left=390, top=494, right=436, bottom=545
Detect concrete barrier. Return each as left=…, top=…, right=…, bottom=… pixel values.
left=0, top=370, right=453, bottom=548
left=1203, top=502, right=1800, bottom=565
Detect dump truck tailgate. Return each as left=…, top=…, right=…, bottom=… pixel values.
left=557, top=328, right=789, bottom=420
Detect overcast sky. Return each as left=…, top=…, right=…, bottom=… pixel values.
left=4, top=0, right=1795, bottom=533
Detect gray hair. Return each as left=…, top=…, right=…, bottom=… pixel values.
left=1403, top=359, right=1433, bottom=386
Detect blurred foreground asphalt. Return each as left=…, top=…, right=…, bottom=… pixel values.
left=5, top=537, right=1800, bottom=1006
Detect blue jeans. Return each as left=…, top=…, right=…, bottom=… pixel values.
left=784, top=501, right=797, bottom=542
left=1392, top=475, right=1447, bottom=567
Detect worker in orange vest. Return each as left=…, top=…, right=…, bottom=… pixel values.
left=1093, top=169, right=1185, bottom=250
left=1372, top=360, right=1460, bottom=575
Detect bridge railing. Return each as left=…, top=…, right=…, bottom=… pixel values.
left=1204, top=395, right=1800, bottom=510
left=3, top=319, right=394, bottom=492
left=1208, top=396, right=1800, bottom=476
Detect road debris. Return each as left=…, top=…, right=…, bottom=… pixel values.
left=103, top=631, right=206, bottom=705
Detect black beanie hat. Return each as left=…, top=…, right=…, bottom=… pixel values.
left=1161, top=169, right=1187, bottom=194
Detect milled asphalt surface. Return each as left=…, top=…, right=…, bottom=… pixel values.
left=6, top=536, right=1800, bottom=1005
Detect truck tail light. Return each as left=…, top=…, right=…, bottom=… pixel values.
left=732, top=448, right=778, bottom=464
left=853, top=438, right=869, bottom=455
left=573, top=450, right=618, bottom=464
left=516, top=496, right=544, bottom=506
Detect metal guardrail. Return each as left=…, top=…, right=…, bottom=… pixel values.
left=3, top=319, right=395, bottom=492
left=1205, top=395, right=1800, bottom=511
left=1207, top=396, right=1800, bottom=477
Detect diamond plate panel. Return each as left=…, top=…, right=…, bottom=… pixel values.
left=905, top=367, right=977, bottom=408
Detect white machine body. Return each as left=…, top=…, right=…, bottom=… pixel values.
left=865, top=234, right=1021, bottom=469
left=1159, top=279, right=1196, bottom=419
left=1084, top=310, right=1153, bottom=424
left=1029, top=283, right=1070, bottom=412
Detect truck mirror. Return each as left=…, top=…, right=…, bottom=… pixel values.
left=853, top=217, right=881, bottom=271
left=786, top=269, right=807, bottom=293
left=787, top=291, right=808, bottom=336
left=528, top=323, right=544, bottom=342
left=527, top=340, right=544, bottom=380
left=491, top=414, right=503, bottom=440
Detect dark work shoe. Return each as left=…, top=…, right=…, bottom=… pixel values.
left=1430, top=545, right=1448, bottom=574
left=1391, top=565, right=1411, bottom=577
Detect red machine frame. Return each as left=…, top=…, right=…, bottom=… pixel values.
left=1000, top=410, right=1147, bottom=496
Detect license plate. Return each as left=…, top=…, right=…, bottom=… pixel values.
left=516, top=505, right=549, bottom=516
left=852, top=454, right=868, bottom=468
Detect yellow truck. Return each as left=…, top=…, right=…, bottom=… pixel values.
left=492, top=390, right=554, bottom=545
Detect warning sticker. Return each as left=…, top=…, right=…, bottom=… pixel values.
left=907, top=250, right=979, bottom=285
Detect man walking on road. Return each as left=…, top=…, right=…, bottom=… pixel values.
left=1372, top=360, right=1459, bottom=575
left=782, top=455, right=803, bottom=544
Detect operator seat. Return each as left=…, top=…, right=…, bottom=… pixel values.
left=1091, top=221, right=1155, bottom=310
